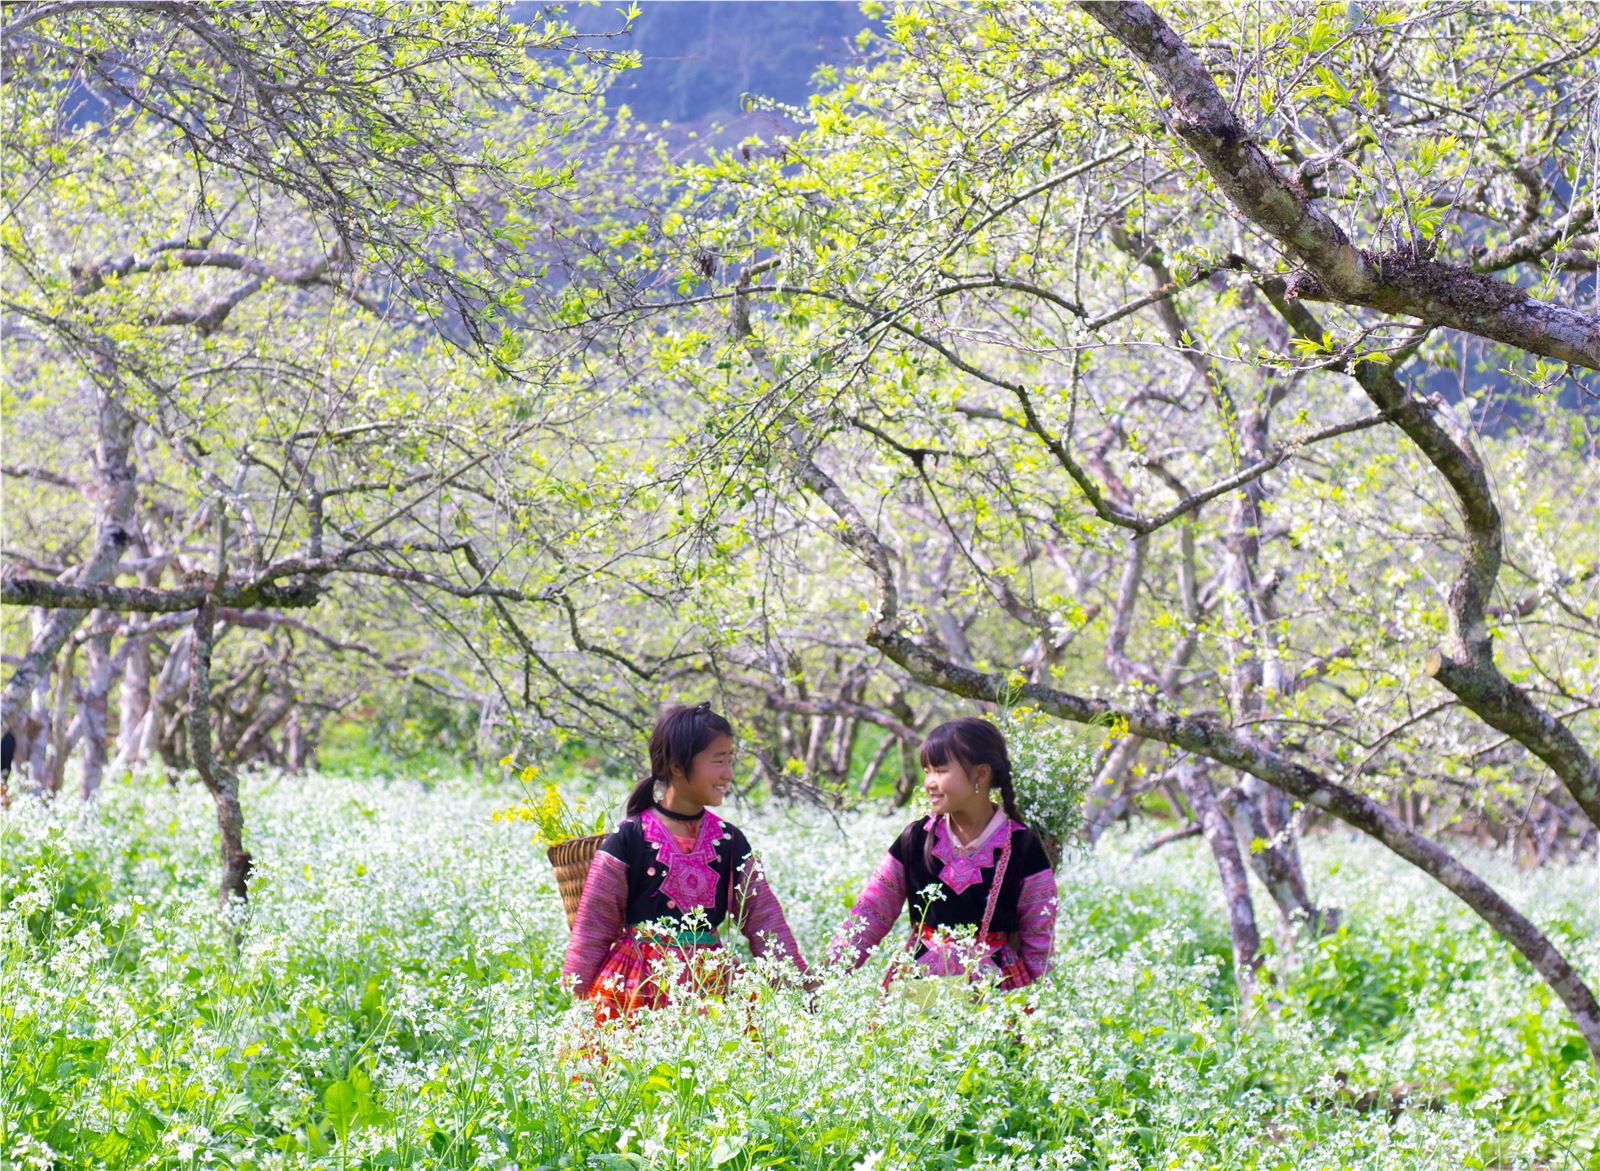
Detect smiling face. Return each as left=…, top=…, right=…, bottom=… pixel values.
left=664, top=733, right=736, bottom=809
left=918, top=719, right=1010, bottom=825
left=923, top=755, right=991, bottom=819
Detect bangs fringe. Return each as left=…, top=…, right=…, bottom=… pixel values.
left=917, top=722, right=965, bottom=771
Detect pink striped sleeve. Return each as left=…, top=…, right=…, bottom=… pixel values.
left=561, top=851, right=628, bottom=996
left=828, top=853, right=907, bottom=970
left=1015, top=869, right=1058, bottom=984
left=731, top=857, right=808, bottom=973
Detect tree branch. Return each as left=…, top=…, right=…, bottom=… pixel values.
left=747, top=315, right=1600, bottom=1058
left=1, top=576, right=321, bottom=612
left=1262, top=282, right=1600, bottom=830
left=1080, top=1, right=1600, bottom=369
left=869, top=623, right=1600, bottom=1063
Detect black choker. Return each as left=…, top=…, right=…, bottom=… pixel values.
left=653, top=801, right=703, bottom=822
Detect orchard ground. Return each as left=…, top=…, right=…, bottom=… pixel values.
left=4, top=770, right=1597, bottom=1170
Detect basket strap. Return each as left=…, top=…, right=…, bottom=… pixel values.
left=906, top=818, right=1014, bottom=954
left=977, top=824, right=1014, bottom=942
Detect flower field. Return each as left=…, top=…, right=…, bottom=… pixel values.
left=4, top=772, right=1596, bottom=1170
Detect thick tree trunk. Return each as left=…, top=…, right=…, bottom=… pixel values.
left=115, top=554, right=163, bottom=768
left=829, top=713, right=860, bottom=787
left=189, top=596, right=251, bottom=905
left=131, top=628, right=192, bottom=774
left=21, top=612, right=54, bottom=794
left=2, top=380, right=137, bottom=737
left=46, top=643, right=78, bottom=794
left=803, top=712, right=827, bottom=781
left=1177, top=760, right=1262, bottom=1003
left=79, top=619, right=115, bottom=799
left=22, top=709, right=47, bottom=790
left=284, top=709, right=308, bottom=773
left=117, top=636, right=151, bottom=764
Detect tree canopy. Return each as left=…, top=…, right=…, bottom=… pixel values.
left=4, top=0, right=1598, bottom=1063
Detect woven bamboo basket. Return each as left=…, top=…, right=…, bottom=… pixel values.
left=547, top=833, right=606, bottom=928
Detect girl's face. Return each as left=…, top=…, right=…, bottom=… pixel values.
left=923, top=756, right=991, bottom=817
left=667, top=734, right=736, bottom=808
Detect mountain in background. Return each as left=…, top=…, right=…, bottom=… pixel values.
left=559, top=1, right=868, bottom=124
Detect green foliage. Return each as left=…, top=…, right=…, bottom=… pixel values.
left=4, top=5, right=1600, bottom=1163
left=992, top=704, right=1096, bottom=846
left=3, top=773, right=1595, bottom=1169
left=538, top=0, right=1600, bottom=848
left=316, top=717, right=473, bottom=782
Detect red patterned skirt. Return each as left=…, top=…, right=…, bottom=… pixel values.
left=886, top=925, right=1032, bottom=993
left=586, top=927, right=737, bottom=1023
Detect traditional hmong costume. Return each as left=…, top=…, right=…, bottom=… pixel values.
left=562, top=807, right=806, bottom=1019
left=831, top=809, right=1056, bottom=991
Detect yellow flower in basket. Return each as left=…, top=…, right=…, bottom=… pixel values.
left=494, top=764, right=613, bottom=928
left=496, top=781, right=608, bottom=847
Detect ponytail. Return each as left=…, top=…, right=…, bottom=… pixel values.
left=992, top=766, right=1024, bottom=825
left=919, top=717, right=1026, bottom=827
left=623, top=774, right=657, bottom=818
left=625, top=701, right=736, bottom=817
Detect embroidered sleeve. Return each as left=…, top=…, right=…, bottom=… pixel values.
left=1015, top=869, right=1058, bottom=984
left=828, top=853, right=907, bottom=970
left=561, top=850, right=628, bottom=996
left=597, top=821, right=633, bottom=862
left=885, top=820, right=921, bottom=868
left=730, top=854, right=808, bottom=973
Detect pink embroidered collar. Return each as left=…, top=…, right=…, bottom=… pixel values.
left=949, top=806, right=1009, bottom=853
left=927, top=809, right=1016, bottom=895
left=642, top=807, right=725, bottom=910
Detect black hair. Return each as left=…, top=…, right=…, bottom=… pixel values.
left=919, top=717, right=1024, bottom=825
left=624, top=701, right=736, bottom=817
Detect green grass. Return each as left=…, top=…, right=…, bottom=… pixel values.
left=3, top=771, right=1596, bottom=1170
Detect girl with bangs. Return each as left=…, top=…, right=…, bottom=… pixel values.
left=830, top=717, right=1058, bottom=993
left=563, top=702, right=808, bottom=1020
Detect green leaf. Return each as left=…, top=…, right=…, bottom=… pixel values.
left=324, top=1079, right=357, bottom=1145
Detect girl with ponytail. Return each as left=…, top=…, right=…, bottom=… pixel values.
left=563, top=702, right=807, bottom=1019
left=830, top=717, right=1057, bottom=992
